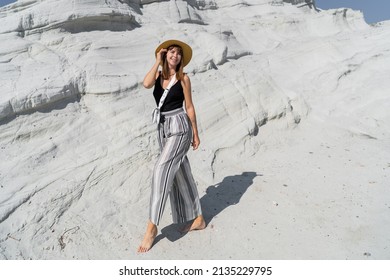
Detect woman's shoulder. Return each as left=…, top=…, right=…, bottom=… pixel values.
left=181, top=73, right=190, bottom=83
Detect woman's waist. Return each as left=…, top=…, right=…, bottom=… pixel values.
left=161, top=107, right=185, bottom=117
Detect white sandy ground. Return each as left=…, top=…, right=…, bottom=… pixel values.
left=0, top=0, right=389, bottom=260
left=2, top=93, right=389, bottom=260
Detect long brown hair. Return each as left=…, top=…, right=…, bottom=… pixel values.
left=161, top=45, right=184, bottom=80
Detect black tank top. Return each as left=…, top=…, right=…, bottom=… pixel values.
left=153, top=73, right=184, bottom=112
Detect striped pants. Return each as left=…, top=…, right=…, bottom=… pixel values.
left=149, top=108, right=202, bottom=225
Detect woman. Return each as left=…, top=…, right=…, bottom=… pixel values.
left=138, top=40, right=206, bottom=253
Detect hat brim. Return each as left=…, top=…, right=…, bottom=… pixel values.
left=155, top=39, right=192, bottom=67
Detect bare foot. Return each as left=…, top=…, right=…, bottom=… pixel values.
left=181, top=215, right=206, bottom=233
left=137, top=222, right=157, bottom=253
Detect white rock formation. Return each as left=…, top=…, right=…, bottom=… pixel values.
left=0, top=0, right=389, bottom=260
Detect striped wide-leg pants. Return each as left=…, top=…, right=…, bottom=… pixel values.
left=149, top=108, right=202, bottom=225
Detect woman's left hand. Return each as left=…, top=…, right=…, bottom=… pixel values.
left=192, top=134, right=200, bottom=150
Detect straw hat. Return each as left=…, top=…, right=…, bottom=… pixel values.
left=155, top=39, right=192, bottom=67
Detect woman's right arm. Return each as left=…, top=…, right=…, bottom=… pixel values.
left=142, top=48, right=166, bottom=89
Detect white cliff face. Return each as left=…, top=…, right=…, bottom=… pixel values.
left=0, top=0, right=370, bottom=121
left=0, top=0, right=389, bottom=260
left=0, top=0, right=140, bottom=35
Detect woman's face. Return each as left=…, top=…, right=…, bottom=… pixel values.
left=166, top=46, right=182, bottom=67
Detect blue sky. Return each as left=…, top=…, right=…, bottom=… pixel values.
left=316, top=0, right=390, bottom=24
left=0, top=0, right=389, bottom=23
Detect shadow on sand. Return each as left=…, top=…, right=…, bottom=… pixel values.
left=153, top=171, right=261, bottom=246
